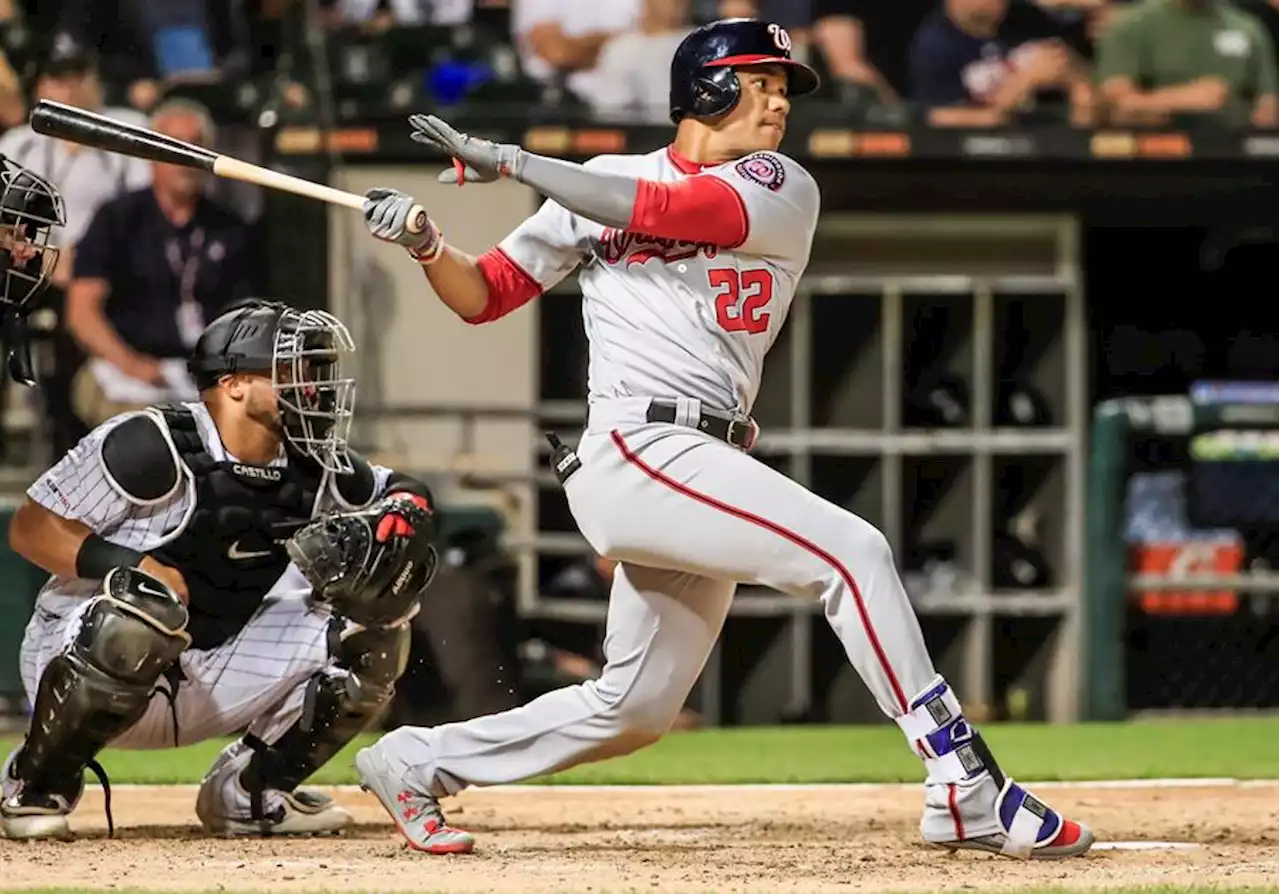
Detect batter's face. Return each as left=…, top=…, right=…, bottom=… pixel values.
left=720, top=65, right=792, bottom=153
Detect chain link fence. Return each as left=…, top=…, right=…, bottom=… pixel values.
left=1116, top=396, right=1278, bottom=712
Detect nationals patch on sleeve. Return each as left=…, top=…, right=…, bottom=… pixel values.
left=735, top=153, right=786, bottom=191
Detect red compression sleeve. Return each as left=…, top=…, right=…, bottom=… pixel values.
left=628, top=176, right=749, bottom=247
left=466, top=248, right=542, bottom=325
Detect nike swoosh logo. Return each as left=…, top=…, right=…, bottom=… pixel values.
left=227, top=540, right=274, bottom=560
left=135, top=579, right=172, bottom=600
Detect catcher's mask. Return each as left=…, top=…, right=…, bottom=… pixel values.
left=0, top=155, right=65, bottom=385
left=189, top=298, right=357, bottom=473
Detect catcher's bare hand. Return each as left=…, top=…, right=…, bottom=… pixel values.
left=409, top=114, right=525, bottom=185
left=139, top=554, right=190, bottom=604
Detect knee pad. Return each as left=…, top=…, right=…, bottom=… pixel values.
left=239, top=621, right=412, bottom=815
left=77, top=567, right=191, bottom=686
left=336, top=619, right=413, bottom=693
left=14, top=567, right=189, bottom=795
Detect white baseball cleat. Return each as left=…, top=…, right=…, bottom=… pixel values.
left=195, top=741, right=353, bottom=837
left=355, top=745, right=474, bottom=854
left=922, top=774, right=1095, bottom=859
left=0, top=802, right=74, bottom=841
left=196, top=785, right=354, bottom=837
left=0, top=749, right=76, bottom=841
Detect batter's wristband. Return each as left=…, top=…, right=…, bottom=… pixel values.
left=408, top=225, right=445, bottom=266
left=75, top=533, right=145, bottom=580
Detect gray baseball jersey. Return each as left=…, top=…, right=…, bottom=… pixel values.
left=497, top=146, right=820, bottom=412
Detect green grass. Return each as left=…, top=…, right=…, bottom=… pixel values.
left=1, top=716, right=1274, bottom=786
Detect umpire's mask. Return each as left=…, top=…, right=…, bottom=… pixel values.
left=271, top=306, right=357, bottom=474
left=0, top=155, right=65, bottom=385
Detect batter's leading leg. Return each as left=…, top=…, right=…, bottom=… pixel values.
left=360, top=562, right=736, bottom=850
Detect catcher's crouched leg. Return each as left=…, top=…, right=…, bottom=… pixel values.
left=195, top=620, right=413, bottom=837
left=1, top=568, right=190, bottom=841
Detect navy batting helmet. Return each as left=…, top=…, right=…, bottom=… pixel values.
left=669, top=18, right=820, bottom=125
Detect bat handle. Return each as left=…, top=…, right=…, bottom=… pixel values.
left=403, top=204, right=430, bottom=236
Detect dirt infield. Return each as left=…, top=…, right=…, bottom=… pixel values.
left=0, top=782, right=1276, bottom=893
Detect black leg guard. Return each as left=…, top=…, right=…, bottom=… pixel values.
left=240, top=620, right=412, bottom=817
left=8, top=568, right=189, bottom=827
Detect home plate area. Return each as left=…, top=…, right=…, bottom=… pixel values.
left=0, top=781, right=1275, bottom=893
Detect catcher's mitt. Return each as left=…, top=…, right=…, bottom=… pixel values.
left=287, top=492, right=439, bottom=628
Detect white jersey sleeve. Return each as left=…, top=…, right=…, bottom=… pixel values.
left=494, top=187, right=592, bottom=292
left=27, top=415, right=144, bottom=533
left=705, top=151, right=820, bottom=268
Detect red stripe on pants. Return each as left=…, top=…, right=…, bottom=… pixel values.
left=610, top=430, right=909, bottom=713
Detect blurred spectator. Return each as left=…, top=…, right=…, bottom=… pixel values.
left=512, top=0, right=641, bottom=102
left=810, top=1, right=901, bottom=103
left=588, top=0, right=695, bottom=120
left=0, top=48, right=22, bottom=130
left=65, top=99, right=258, bottom=427
left=0, top=32, right=151, bottom=287
left=324, top=0, right=475, bottom=26
left=1254, top=0, right=1279, bottom=37
left=1006, top=0, right=1098, bottom=58
left=34, top=2, right=165, bottom=111
left=707, top=0, right=814, bottom=32
left=908, top=0, right=1097, bottom=126
left=0, top=30, right=153, bottom=454
left=1096, top=0, right=1278, bottom=129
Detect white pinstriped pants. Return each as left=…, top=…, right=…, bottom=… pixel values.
left=17, top=573, right=334, bottom=749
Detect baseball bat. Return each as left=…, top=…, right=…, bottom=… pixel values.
left=28, top=100, right=427, bottom=234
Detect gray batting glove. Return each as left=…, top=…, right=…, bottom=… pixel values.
left=363, top=187, right=435, bottom=252
left=409, top=114, right=525, bottom=184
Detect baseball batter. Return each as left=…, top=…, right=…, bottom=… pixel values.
left=1, top=299, right=441, bottom=841
left=358, top=17, right=1093, bottom=860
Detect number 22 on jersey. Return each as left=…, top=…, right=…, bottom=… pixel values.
left=708, top=267, right=774, bottom=335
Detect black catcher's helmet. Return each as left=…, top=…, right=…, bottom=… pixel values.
left=668, top=18, right=821, bottom=125
left=188, top=298, right=358, bottom=473
left=0, top=154, right=66, bottom=385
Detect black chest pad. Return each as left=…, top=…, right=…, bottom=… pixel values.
left=149, top=407, right=324, bottom=648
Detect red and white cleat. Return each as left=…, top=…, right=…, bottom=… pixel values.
left=925, top=776, right=1095, bottom=859
left=355, top=747, right=474, bottom=855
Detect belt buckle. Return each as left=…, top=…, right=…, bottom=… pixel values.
left=725, top=416, right=758, bottom=451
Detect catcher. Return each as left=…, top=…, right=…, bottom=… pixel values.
left=1, top=297, right=440, bottom=840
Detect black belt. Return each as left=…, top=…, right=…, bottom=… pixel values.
left=646, top=400, right=757, bottom=450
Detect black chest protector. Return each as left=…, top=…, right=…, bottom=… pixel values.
left=147, top=406, right=376, bottom=650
